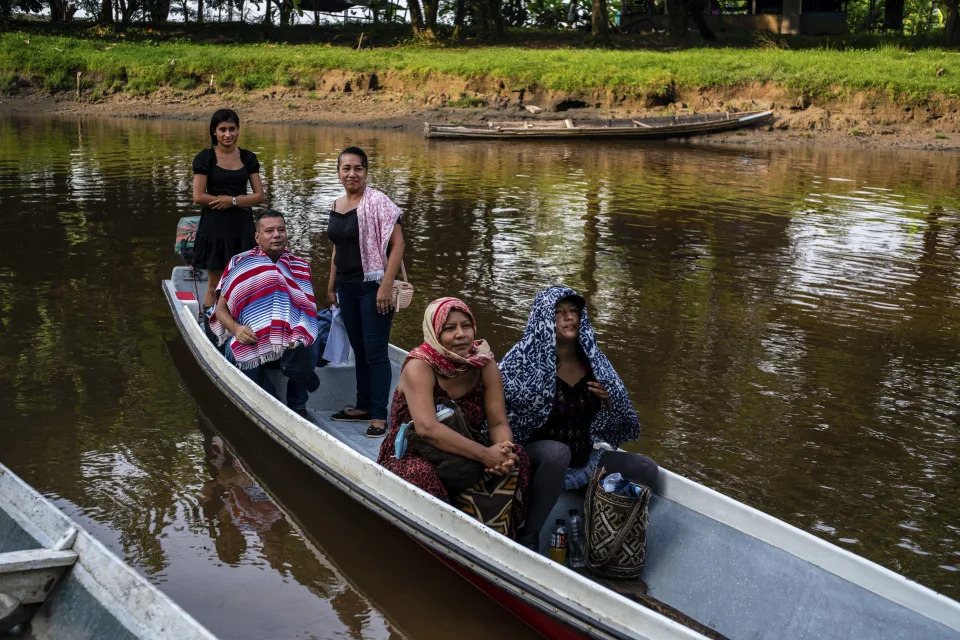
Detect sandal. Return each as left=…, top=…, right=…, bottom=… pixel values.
left=365, top=424, right=387, bottom=438
left=331, top=408, right=372, bottom=422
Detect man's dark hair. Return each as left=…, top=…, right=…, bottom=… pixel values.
left=255, top=209, right=285, bottom=229
left=337, top=146, right=368, bottom=169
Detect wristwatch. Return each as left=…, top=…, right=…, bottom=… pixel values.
left=231, top=197, right=238, bottom=207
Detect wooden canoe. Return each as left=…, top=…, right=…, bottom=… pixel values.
left=0, top=463, right=216, bottom=639
left=163, top=266, right=960, bottom=640
left=424, top=111, right=774, bottom=140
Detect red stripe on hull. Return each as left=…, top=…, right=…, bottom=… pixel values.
left=429, top=549, right=590, bottom=640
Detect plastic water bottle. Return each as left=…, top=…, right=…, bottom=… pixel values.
left=567, top=509, right=586, bottom=569
left=548, top=519, right=568, bottom=565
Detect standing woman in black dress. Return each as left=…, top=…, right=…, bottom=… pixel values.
left=192, top=109, right=265, bottom=310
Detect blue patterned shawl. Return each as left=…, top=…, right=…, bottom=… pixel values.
left=499, top=286, right=641, bottom=450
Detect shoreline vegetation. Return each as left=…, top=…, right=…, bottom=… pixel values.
left=2, top=22, right=960, bottom=149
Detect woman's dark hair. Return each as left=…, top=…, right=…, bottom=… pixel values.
left=209, top=109, right=240, bottom=147
left=337, top=146, right=368, bottom=169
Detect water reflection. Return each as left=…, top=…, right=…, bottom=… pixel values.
left=200, top=435, right=289, bottom=567
left=0, top=114, right=957, bottom=618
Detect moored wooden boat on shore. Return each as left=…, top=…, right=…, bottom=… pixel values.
left=164, top=265, right=960, bottom=640
left=424, top=111, right=774, bottom=140
left=0, top=463, right=216, bottom=639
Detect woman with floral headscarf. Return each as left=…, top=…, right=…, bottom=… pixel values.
left=377, top=297, right=530, bottom=538
left=499, top=286, right=658, bottom=548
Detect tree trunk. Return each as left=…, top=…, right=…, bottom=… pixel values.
left=421, top=0, right=438, bottom=34
left=591, top=0, right=608, bottom=39
left=453, top=0, right=465, bottom=37
left=666, top=0, right=714, bottom=40
left=884, top=0, right=904, bottom=32
left=946, top=0, right=960, bottom=45
left=689, top=0, right=714, bottom=38
left=49, top=0, right=67, bottom=21
left=666, top=0, right=687, bottom=37
left=490, top=0, right=504, bottom=37
left=182, top=0, right=188, bottom=21
left=407, top=0, right=423, bottom=33
left=263, top=0, right=271, bottom=23
left=196, top=0, right=203, bottom=22
left=99, top=0, right=113, bottom=22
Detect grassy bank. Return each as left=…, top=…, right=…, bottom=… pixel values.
left=2, top=29, right=959, bottom=103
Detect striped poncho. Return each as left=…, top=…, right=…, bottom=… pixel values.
left=211, top=247, right=319, bottom=369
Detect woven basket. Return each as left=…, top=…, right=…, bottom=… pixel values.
left=391, top=261, right=414, bottom=311
left=583, top=466, right=652, bottom=580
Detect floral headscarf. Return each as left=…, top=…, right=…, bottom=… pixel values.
left=499, top=286, right=640, bottom=448
left=405, top=297, right=495, bottom=378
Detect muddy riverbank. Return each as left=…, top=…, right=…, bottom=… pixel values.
left=3, top=80, right=959, bottom=150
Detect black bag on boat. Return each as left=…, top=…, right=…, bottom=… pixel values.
left=583, top=466, right=652, bottom=580
left=406, top=398, right=487, bottom=494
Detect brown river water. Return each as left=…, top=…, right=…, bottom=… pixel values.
left=0, top=114, right=958, bottom=637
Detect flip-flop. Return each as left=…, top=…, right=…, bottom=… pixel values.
left=331, top=408, right=372, bottom=422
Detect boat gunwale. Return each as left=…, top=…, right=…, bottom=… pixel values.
left=424, top=111, right=774, bottom=139
left=163, top=277, right=708, bottom=640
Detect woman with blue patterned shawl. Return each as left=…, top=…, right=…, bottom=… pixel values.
left=499, top=286, right=658, bottom=548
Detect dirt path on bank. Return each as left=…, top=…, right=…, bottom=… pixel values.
left=3, top=80, right=960, bottom=151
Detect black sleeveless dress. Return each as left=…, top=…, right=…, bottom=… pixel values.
left=191, top=147, right=260, bottom=271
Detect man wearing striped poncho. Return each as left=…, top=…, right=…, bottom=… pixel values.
left=211, top=209, right=320, bottom=415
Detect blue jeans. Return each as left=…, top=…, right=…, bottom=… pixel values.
left=225, top=340, right=317, bottom=411
left=337, top=280, right=394, bottom=421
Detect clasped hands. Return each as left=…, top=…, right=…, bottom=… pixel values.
left=485, top=441, right=518, bottom=476
left=208, top=195, right=236, bottom=210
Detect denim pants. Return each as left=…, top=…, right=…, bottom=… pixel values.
left=337, top=280, right=394, bottom=421
left=225, top=340, right=317, bottom=411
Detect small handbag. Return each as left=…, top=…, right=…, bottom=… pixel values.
left=583, top=466, right=652, bottom=580
left=392, top=261, right=414, bottom=311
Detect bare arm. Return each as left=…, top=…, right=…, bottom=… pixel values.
left=193, top=174, right=217, bottom=207
left=240, top=172, right=265, bottom=207
left=327, top=247, right=338, bottom=308
left=401, top=360, right=512, bottom=471
left=481, top=360, right=515, bottom=446
left=376, top=224, right=405, bottom=314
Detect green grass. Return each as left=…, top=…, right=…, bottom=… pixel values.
left=2, top=30, right=959, bottom=103
left=446, top=93, right=486, bottom=108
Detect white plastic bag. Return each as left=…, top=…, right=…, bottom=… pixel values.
left=322, top=305, right=352, bottom=364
